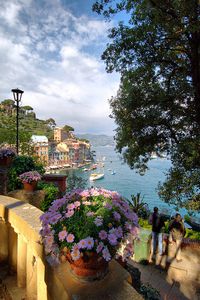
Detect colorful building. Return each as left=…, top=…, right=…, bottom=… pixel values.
left=31, top=135, right=49, bottom=165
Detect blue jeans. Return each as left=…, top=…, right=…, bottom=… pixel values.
left=151, top=232, right=163, bottom=255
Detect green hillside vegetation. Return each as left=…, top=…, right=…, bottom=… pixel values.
left=0, top=99, right=88, bottom=154
left=0, top=99, right=55, bottom=152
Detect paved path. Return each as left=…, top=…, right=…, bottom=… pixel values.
left=129, top=243, right=200, bottom=300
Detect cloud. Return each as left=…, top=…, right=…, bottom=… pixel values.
left=0, top=0, right=119, bottom=135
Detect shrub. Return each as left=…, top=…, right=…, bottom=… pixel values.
left=38, top=182, right=59, bottom=212
left=8, top=155, right=45, bottom=191
left=140, top=283, right=161, bottom=300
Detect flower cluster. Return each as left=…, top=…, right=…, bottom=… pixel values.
left=0, top=147, right=16, bottom=158
left=40, top=188, right=139, bottom=265
left=19, top=171, right=41, bottom=183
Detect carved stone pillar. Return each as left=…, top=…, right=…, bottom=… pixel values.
left=0, top=218, right=8, bottom=263
left=26, top=243, right=37, bottom=300
left=8, top=224, right=17, bottom=272
left=17, top=234, right=27, bottom=287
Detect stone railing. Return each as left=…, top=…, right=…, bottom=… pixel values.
left=0, top=195, right=47, bottom=300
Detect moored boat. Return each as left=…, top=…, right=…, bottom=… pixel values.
left=89, top=173, right=104, bottom=181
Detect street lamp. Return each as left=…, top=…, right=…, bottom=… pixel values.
left=11, top=88, right=24, bottom=154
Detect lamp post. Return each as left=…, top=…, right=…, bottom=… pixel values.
left=11, top=88, right=24, bottom=154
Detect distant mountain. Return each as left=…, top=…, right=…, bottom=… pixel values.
left=77, top=134, right=115, bottom=147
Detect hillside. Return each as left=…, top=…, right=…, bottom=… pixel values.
left=0, top=99, right=55, bottom=146
left=77, top=134, right=115, bottom=147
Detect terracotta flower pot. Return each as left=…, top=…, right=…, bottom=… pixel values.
left=0, top=156, right=13, bottom=167
left=66, top=251, right=109, bottom=281
left=23, top=181, right=37, bottom=192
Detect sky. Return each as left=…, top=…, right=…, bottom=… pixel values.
left=0, top=0, right=120, bottom=135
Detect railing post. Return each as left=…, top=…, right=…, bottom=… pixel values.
left=26, top=243, right=37, bottom=300
left=8, top=224, right=17, bottom=272
left=17, top=234, right=27, bottom=287
left=0, top=218, right=8, bottom=263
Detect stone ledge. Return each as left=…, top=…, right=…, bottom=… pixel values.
left=46, top=259, right=143, bottom=300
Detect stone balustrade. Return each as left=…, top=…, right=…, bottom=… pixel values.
left=0, top=195, right=143, bottom=300
left=0, top=195, right=47, bottom=300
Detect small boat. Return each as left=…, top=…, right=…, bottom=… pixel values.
left=83, top=168, right=89, bottom=171
left=89, top=173, right=104, bottom=181
left=108, top=168, right=111, bottom=171
left=111, top=171, right=116, bottom=175
left=90, top=164, right=97, bottom=170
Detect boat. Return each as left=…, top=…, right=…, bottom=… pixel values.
left=111, top=171, right=116, bottom=175
left=89, top=173, right=104, bottom=181
left=90, top=164, right=97, bottom=170
left=83, top=168, right=89, bottom=171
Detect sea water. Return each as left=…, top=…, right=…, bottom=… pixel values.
left=61, top=146, right=188, bottom=216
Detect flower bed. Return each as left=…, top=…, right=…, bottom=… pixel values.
left=40, top=188, right=139, bottom=266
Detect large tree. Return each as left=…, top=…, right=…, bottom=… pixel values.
left=93, top=0, right=200, bottom=209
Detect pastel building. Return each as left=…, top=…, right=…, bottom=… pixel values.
left=31, top=135, right=49, bottom=164
left=53, top=127, right=72, bottom=143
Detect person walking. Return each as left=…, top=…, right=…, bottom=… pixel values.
left=168, top=213, right=185, bottom=262
left=149, top=207, right=165, bottom=262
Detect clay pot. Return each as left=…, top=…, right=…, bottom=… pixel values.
left=0, top=156, right=13, bottom=167
left=23, top=181, right=37, bottom=192
left=66, top=251, right=108, bottom=281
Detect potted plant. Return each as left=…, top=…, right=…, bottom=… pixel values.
left=19, top=170, right=41, bottom=191
left=40, top=188, right=139, bottom=281
left=0, top=147, right=16, bottom=166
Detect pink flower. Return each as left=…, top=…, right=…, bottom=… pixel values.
left=99, top=230, right=107, bottom=240
left=102, top=247, right=111, bottom=261
left=65, top=210, right=74, bottom=218
left=71, top=249, right=81, bottom=261
left=108, top=233, right=118, bottom=246
left=67, top=203, right=75, bottom=210
left=66, top=233, right=75, bottom=243
left=58, top=230, right=68, bottom=241
left=86, top=237, right=94, bottom=250
left=74, top=201, right=80, bottom=208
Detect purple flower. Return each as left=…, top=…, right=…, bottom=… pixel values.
left=115, top=226, right=123, bottom=238
left=86, top=237, right=94, bottom=249
left=113, top=211, right=121, bottom=221
left=78, top=239, right=87, bottom=249
left=102, top=247, right=111, bottom=261
left=104, top=203, right=112, bottom=210
left=58, top=230, right=68, bottom=241
left=0, top=148, right=16, bottom=158
left=99, top=230, right=107, bottom=240
left=108, top=233, right=118, bottom=246
left=19, top=171, right=41, bottom=183
left=96, top=242, right=104, bottom=253
left=94, top=217, right=103, bottom=226
left=86, top=211, right=95, bottom=217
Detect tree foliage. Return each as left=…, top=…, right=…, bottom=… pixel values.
left=93, top=0, right=200, bottom=209
left=63, top=125, right=74, bottom=132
